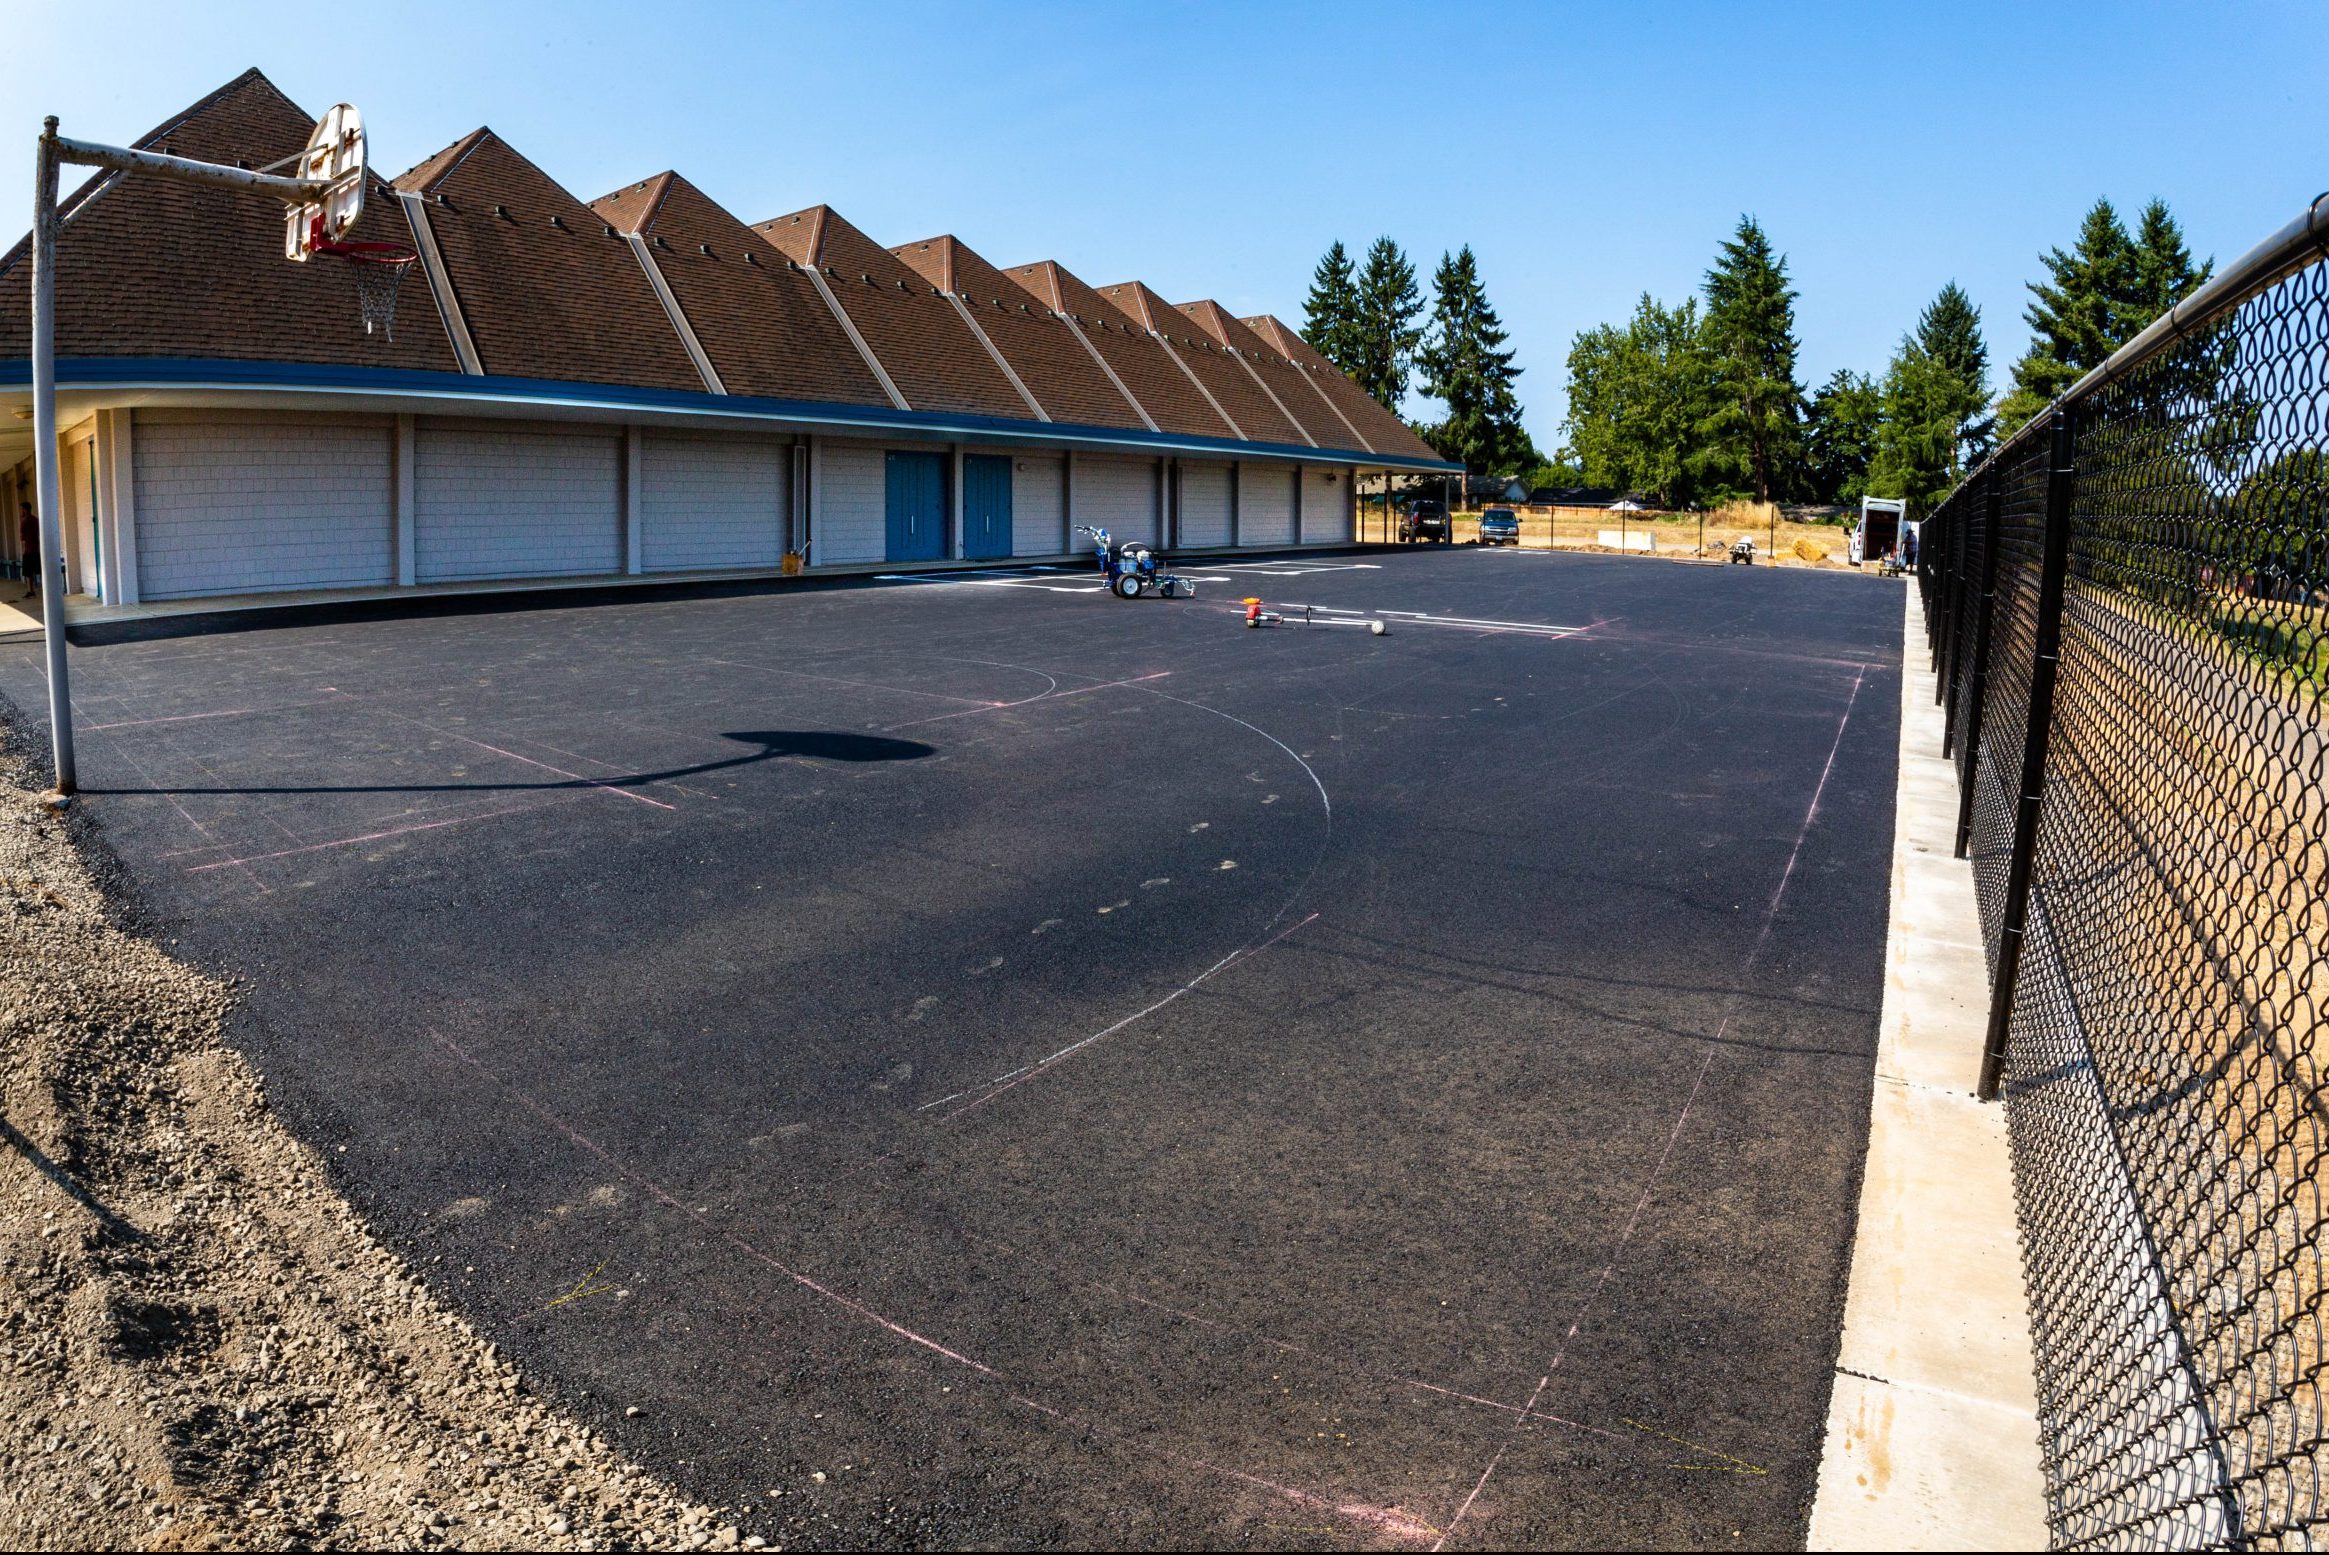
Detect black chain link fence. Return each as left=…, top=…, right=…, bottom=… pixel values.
left=1918, top=205, right=2329, bottom=1549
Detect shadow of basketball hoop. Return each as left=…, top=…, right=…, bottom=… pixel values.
left=723, top=731, right=935, bottom=765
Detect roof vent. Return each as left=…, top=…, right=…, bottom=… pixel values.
left=700, top=243, right=713, bottom=256
left=603, top=223, right=615, bottom=238
left=434, top=193, right=452, bottom=208
left=494, top=203, right=510, bottom=219
left=550, top=214, right=565, bottom=228
left=745, top=251, right=758, bottom=265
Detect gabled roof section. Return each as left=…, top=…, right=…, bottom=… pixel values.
left=751, top=206, right=1025, bottom=419
left=1242, top=314, right=1441, bottom=462
left=397, top=129, right=700, bottom=390
left=1175, top=299, right=1344, bottom=450
left=0, top=68, right=458, bottom=372
left=891, top=235, right=1147, bottom=431
left=591, top=173, right=888, bottom=408
left=1098, top=282, right=1308, bottom=446
left=1000, top=262, right=1231, bottom=440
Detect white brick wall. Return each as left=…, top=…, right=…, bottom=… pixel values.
left=134, top=411, right=395, bottom=600
left=1076, top=454, right=1158, bottom=548
left=1303, top=466, right=1350, bottom=543
left=1178, top=460, right=1232, bottom=547
left=1011, top=455, right=1065, bottom=557
left=814, top=440, right=887, bottom=565
left=640, top=432, right=790, bottom=572
left=1239, top=463, right=1297, bottom=547
left=414, top=420, right=621, bottom=582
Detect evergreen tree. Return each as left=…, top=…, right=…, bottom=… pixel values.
left=1417, top=245, right=1530, bottom=478
left=1301, top=241, right=1364, bottom=377
left=2130, top=198, right=2212, bottom=325
left=2000, top=199, right=2139, bottom=428
left=1868, top=343, right=1965, bottom=514
left=1700, top=216, right=1805, bottom=502
left=1803, top=369, right=1882, bottom=503
left=1351, top=236, right=1425, bottom=411
left=1914, top=282, right=1994, bottom=468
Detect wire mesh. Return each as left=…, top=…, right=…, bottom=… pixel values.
left=1925, top=249, right=2329, bottom=1548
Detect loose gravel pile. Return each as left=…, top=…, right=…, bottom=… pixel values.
left=0, top=731, right=751, bottom=1551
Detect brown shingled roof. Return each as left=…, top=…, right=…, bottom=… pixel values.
left=890, top=236, right=1146, bottom=431
left=1097, top=282, right=1308, bottom=446
left=396, top=130, right=700, bottom=390
left=999, top=262, right=1231, bottom=440
left=1174, top=299, right=1345, bottom=451
left=1241, top=314, right=1441, bottom=462
left=591, top=173, right=888, bottom=408
left=0, top=68, right=459, bottom=372
left=752, top=206, right=1025, bottom=419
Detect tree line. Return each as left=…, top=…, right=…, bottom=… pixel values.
left=1557, top=200, right=2210, bottom=513
left=1300, top=237, right=1535, bottom=482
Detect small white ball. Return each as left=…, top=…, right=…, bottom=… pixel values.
left=1370, top=619, right=1387, bottom=636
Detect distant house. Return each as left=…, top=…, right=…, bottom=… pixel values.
left=1463, top=475, right=1532, bottom=505
left=1527, top=485, right=1631, bottom=507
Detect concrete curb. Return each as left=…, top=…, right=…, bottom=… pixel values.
left=1806, top=588, right=2049, bottom=1550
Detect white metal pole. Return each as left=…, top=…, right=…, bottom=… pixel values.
left=30, top=118, right=73, bottom=796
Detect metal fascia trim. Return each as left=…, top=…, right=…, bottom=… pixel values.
left=1224, top=349, right=1316, bottom=447
left=624, top=232, right=726, bottom=395
left=397, top=190, right=482, bottom=376
left=800, top=263, right=910, bottom=412
left=1057, top=314, right=1159, bottom=433
left=1151, top=333, right=1244, bottom=440
left=945, top=292, right=1047, bottom=421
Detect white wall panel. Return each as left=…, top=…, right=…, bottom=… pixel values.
left=1303, top=466, right=1350, bottom=543
left=640, top=432, right=789, bottom=572
left=1178, top=461, right=1232, bottom=547
left=414, top=421, right=620, bottom=582
left=814, top=440, right=887, bottom=565
left=1075, top=455, right=1158, bottom=548
left=1011, top=454, right=1065, bottom=557
left=134, top=411, right=394, bottom=599
left=1238, top=463, right=1297, bottom=547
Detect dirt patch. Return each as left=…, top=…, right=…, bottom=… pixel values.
left=0, top=731, right=745, bottom=1549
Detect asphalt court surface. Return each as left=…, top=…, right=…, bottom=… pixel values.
left=0, top=548, right=1905, bottom=1550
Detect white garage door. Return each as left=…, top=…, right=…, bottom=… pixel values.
left=640, top=432, right=789, bottom=572
left=811, top=440, right=887, bottom=566
left=415, top=421, right=621, bottom=583
left=134, top=411, right=394, bottom=600
left=1177, top=461, right=1232, bottom=547
left=1012, top=455, right=1065, bottom=557
left=1075, top=455, right=1158, bottom=548
left=1238, top=464, right=1297, bottom=547
left=1302, top=466, right=1349, bottom=543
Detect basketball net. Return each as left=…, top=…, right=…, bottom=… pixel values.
left=304, top=216, right=418, bottom=341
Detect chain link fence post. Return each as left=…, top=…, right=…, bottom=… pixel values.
left=1977, top=407, right=2077, bottom=1101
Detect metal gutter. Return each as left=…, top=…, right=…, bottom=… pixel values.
left=0, top=356, right=1464, bottom=472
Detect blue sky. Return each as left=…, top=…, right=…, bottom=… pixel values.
left=5, top=1, right=2324, bottom=454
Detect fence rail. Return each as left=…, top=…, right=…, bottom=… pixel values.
left=1918, top=191, right=2329, bottom=1549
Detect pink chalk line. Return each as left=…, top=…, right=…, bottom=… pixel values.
left=187, top=796, right=573, bottom=872
left=426, top=1030, right=1431, bottom=1541
left=922, top=910, right=1320, bottom=1121
left=1431, top=662, right=1870, bottom=1549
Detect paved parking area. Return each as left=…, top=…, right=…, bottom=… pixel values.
left=0, top=548, right=1904, bottom=1550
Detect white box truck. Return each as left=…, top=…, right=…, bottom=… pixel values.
left=1851, top=496, right=1911, bottom=568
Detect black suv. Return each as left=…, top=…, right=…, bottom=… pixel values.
left=1399, top=499, right=1451, bottom=544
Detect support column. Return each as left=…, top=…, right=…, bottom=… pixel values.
left=394, top=414, right=417, bottom=586
left=806, top=436, right=823, bottom=566
left=951, top=443, right=966, bottom=560
left=97, top=408, right=137, bottom=605
left=1230, top=461, right=1243, bottom=548
left=623, top=425, right=645, bottom=575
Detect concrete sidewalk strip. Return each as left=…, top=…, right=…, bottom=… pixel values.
left=1808, top=587, right=2048, bottom=1551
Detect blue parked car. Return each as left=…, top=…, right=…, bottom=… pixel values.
left=1478, top=507, right=1521, bottom=546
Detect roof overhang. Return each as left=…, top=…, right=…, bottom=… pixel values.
left=0, top=357, right=1461, bottom=473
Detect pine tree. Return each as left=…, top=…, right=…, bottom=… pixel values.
left=2000, top=199, right=2139, bottom=428
left=1914, top=282, right=1993, bottom=469
left=1351, top=237, right=1424, bottom=411
left=2000, top=197, right=2214, bottom=433
left=2130, top=199, right=2211, bottom=325
left=1700, top=216, right=1805, bottom=502
left=1301, top=241, right=1363, bottom=377
left=1417, top=246, right=1530, bottom=478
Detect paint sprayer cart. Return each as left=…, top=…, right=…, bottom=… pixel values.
left=1078, top=525, right=1194, bottom=600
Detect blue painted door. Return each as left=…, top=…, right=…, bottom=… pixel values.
left=885, top=451, right=948, bottom=563
left=962, top=454, right=1014, bottom=560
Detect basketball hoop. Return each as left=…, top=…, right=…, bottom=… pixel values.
left=305, top=216, right=418, bottom=339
